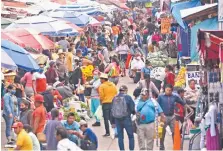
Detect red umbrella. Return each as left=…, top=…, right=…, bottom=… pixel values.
left=2, top=28, right=54, bottom=50
left=64, top=21, right=84, bottom=33
left=1, top=32, right=26, bottom=47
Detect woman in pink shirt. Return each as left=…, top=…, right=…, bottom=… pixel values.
left=104, top=57, right=120, bottom=85
left=20, top=71, right=34, bottom=97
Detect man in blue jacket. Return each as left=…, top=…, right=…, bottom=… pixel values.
left=111, top=85, right=135, bottom=151
left=77, top=41, right=88, bottom=57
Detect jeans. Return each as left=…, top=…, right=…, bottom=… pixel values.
left=17, top=98, right=22, bottom=114
left=113, top=35, right=118, bottom=49
left=78, top=94, right=85, bottom=102
left=160, top=116, right=175, bottom=150
left=115, top=117, right=134, bottom=150
left=3, top=114, right=13, bottom=137
left=102, top=103, right=112, bottom=134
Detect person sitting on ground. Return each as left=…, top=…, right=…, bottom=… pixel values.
left=78, top=120, right=98, bottom=149
left=56, top=127, right=83, bottom=151
left=61, top=112, right=81, bottom=144
left=44, top=108, right=63, bottom=150
left=12, top=122, right=33, bottom=150
left=23, top=124, right=41, bottom=151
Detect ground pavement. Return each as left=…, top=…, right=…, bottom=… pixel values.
left=1, top=76, right=189, bottom=150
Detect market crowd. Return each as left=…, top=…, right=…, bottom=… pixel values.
left=2, top=5, right=214, bottom=151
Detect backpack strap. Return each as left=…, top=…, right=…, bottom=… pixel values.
left=151, top=98, right=159, bottom=147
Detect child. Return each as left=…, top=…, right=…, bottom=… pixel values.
left=78, top=120, right=98, bottom=149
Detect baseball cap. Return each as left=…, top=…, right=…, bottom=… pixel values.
left=34, top=94, right=44, bottom=103
left=12, top=122, right=23, bottom=128
left=140, top=88, right=149, bottom=95
left=100, top=73, right=108, bottom=79
left=79, top=120, right=87, bottom=126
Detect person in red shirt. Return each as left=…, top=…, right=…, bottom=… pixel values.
left=32, top=64, right=47, bottom=94
left=163, top=65, right=175, bottom=90
left=47, top=85, right=63, bottom=107
left=31, top=94, right=46, bottom=134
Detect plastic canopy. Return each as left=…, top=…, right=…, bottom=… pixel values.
left=6, top=15, right=77, bottom=36
left=1, top=49, right=18, bottom=70
left=171, top=0, right=201, bottom=29
left=190, top=17, right=218, bottom=61
left=47, top=11, right=90, bottom=27
left=2, top=28, right=55, bottom=50
left=1, top=40, right=39, bottom=71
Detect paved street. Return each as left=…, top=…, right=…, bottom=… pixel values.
left=1, top=76, right=189, bottom=150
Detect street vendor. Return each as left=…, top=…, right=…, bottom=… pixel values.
left=61, top=112, right=81, bottom=145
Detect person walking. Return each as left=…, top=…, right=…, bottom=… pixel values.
left=3, top=85, right=16, bottom=144
left=105, top=56, right=120, bottom=85
left=98, top=73, right=117, bottom=136
left=136, top=88, right=165, bottom=150
left=158, top=84, right=192, bottom=150
left=13, top=76, right=25, bottom=111
left=56, top=50, right=67, bottom=82
left=20, top=70, right=35, bottom=98
left=31, top=94, right=46, bottom=135
left=45, top=61, right=58, bottom=85
left=32, top=64, right=47, bottom=94
left=111, top=85, right=135, bottom=150
left=44, top=108, right=63, bottom=150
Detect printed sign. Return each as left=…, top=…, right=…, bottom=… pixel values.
left=186, top=71, right=200, bottom=88
left=161, top=18, right=171, bottom=34
left=219, top=0, right=223, bottom=21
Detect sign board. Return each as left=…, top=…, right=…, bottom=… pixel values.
left=219, top=0, right=223, bottom=21
left=145, top=2, right=152, bottom=8
left=186, top=71, right=200, bottom=88
left=161, top=18, right=171, bottom=34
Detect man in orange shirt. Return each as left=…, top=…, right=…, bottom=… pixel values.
left=112, top=23, right=120, bottom=49
left=31, top=94, right=46, bottom=134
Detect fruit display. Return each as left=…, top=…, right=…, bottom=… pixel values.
left=81, top=65, right=94, bottom=81
left=175, top=67, right=186, bottom=87
left=60, top=107, right=81, bottom=122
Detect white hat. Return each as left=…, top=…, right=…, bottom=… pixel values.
left=58, top=49, right=65, bottom=55
left=79, top=120, right=87, bottom=126
left=100, top=73, right=108, bottom=79
left=53, top=81, right=61, bottom=88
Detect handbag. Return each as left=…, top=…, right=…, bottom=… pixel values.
left=136, top=101, right=147, bottom=125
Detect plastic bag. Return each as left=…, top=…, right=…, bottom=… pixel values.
left=94, top=105, right=102, bottom=120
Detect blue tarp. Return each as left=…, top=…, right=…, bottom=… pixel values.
left=190, top=17, right=218, bottom=61
left=171, top=0, right=201, bottom=29
left=180, top=27, right=190, bottom=57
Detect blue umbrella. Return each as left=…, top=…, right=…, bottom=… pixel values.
left=1, top=48, right=17, bottom=70
left=1, top=40, right=39, bottom=71
left=47, top=11, right=90, bottom=27
left=6, top=15, right=76, bottom=36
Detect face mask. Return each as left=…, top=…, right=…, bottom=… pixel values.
left=39, top=68, right=44, bottom=73
left=93, top=75, right=98, bottom=80
left=11, top=90, right=16, bottom=95
left=20, top=108, right=26, bottom=112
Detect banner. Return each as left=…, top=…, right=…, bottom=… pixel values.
left=161, top=18, right=171, bottom=34
left=186, top=71, right=200, bottom=88
left=219, top=0, right=223, bottom=21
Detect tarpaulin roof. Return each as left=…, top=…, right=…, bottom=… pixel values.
left=180, top=3, right=217, bottom=19
left=171, top=0, right=201, bottom=29
left=190, top=17, right=218, bottom=61
left=198, top=30, right=223, bottom=63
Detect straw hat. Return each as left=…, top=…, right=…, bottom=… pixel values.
left=58, top=49, right=65, bottom=55
left=100, top=73, right=108, bottom=79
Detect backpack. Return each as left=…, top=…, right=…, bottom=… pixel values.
left=111, top=95, right=128, bottom=118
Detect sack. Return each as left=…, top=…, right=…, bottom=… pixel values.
left=37, top=133, right=46, bottom=143
left=80, top=140, right=97, bottom=150
left=111, top=95, right=128, bottom=118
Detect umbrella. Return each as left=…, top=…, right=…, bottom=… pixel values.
left=88, top=17, right=101, bottom=26
left=46, top=11, right=90, bottom=27
left=1, top=40, right=39, bottom=71
left=1, top=49, right=18, bottom=70
left=1, top=18, right=13, bottom=29
left=2, top=28, right=55, bottom=50
left=6, top=15, right=77, bottom=36
left=1, top=32, right=26, bottom=47
left=63, top=20, right=84, bottom=32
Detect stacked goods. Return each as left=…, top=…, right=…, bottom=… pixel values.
left=81, top=65, right=94, bottom=81
left=174, top=67, right=186, bottom=87
left=147, top=51, right=168, bottom=67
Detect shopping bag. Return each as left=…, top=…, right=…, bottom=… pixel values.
left=94, top=105, right=102, bottom=120
left=125, top=53, right=132, bottom=69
